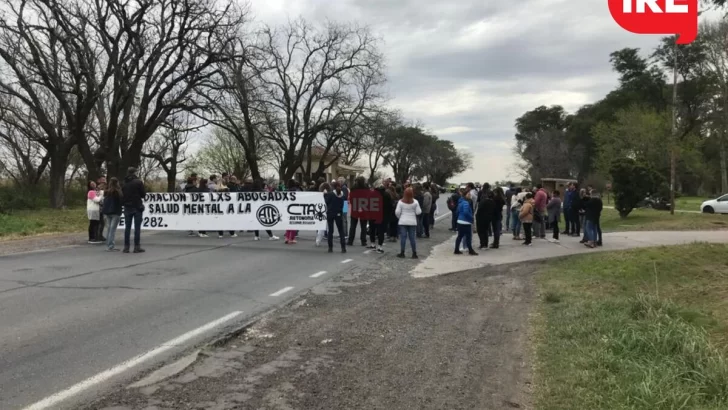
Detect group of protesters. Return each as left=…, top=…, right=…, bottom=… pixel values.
left=86, top=167, right=146, bottom=253
left=447, top=181, right=604, bottom=254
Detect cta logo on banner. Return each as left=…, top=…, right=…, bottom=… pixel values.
left=609, top=0, right=698, bottom=44
left=349, top=189, right=383, bottom=223
left=119, top=192, right=327, bottom=231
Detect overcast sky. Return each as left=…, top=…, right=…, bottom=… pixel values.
left=249, top=0, right=722, bottom=184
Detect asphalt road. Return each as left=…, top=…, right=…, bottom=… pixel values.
left=0, top=197, right=449, bottom=410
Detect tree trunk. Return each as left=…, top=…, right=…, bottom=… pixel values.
left=720, top=137, right=728, bottom=194
left=48, top=154, right=69, bottom=209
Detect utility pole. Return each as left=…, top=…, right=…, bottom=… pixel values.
left=669, top=37, right=678, bottom=215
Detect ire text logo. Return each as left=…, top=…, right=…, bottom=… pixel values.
left=608, top=0, right=698, bottom=44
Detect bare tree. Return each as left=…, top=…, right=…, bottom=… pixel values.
left=0, top=0, right=105, bottom=206
left=85, top=0, right=247, bottom=179
left=141, top=115, right=198, bottom=192
left=252, top=18, right=384, bottom=181
left=0, top=96, right=50, bottom=186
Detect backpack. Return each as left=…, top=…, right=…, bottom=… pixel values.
left=447, top=195, right=458, bottom=210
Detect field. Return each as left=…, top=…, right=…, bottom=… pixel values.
left=533, top=244, right=728, bottom=410
left=600, top=207, right=728, bottom=232
left=0, top=208, right=87, bottom=240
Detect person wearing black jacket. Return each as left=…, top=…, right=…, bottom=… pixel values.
left=325, top=182, right=347, bottom=253
left=491, top=187, right=506, bottom=249
left=121, top=167, right=146, bottom=253
left=585, top=191, right=603, bottom=247
left=195, top=179, right=211, bottom=238
left=101, top=177, right=123, bottom=251
left=475, top=191, right=495, bottom=249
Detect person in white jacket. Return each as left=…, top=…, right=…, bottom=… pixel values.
left=395, top=187, right=422, bottom=259
left=86, top=181, right=104, bottom=244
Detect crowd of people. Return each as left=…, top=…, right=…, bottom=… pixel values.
left=86, top=171, right=443, bottom=258
left=86, top=171, right=603, bottom=257
left=446, top=181, right=604, bottom=255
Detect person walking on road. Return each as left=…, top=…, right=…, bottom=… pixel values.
left=421, top=183, right=433, bottom=238
left=122, top=167, right=146, bottom=253
left=101, top=177, right=123, bottom=251
left=395, top=187, right=421, bottom=259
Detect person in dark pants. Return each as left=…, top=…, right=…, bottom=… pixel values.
left=571, top=188, right=583, bottom=237
left=547, top=190, right=562, bottom=242
left=347, top=176, right=369, bottom=246
left=519, top=193, right=535, bottom=246
left=563, top=183, right=574, bottom=234
left=122, top=167, right=146, bottom=253
left=386, top=185, right=399, bottom=242
left=368, top=186, right=391, bottom=253
left=96, top=177, right=107, bottom=242
left=324, top=182, right=347, bottom=253
left=490, top=187, right=505, bottom=248
left=586, top=190, right=604, bottom=247
left=475, top=191, right=495, bottom=249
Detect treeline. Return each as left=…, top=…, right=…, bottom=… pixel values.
left=514, top=17, right=728, bottom=198
left=0, top=0, right=470, bottom=210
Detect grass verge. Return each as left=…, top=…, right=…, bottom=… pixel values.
left=534, top=244, right=728, bottom=410
left=600, top=207, right=727, bottom=232
left=0, top=208, right=87, bottom=239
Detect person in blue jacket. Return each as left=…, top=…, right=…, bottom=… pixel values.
left=454, top=189, right=478, bottom=255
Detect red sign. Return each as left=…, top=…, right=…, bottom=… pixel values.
left=609, top=0, right=698, bottom=44
left=348, top=189, right=383, bottom=223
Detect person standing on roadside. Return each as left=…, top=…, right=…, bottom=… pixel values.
left=519, top=192, right=535, bottom=246
left=476, top=191, right=494, bottom=249
left=421, top=182, right=432, bottom=238
left=491, top=187, right=506, bottom=249
left=324, top=182, right=347, bottom=253
left=533, top=184, right=548, bottom=239
left=338, top=177, right=350, bottom=242
left=505, top=184, right=515, bottom=232
left=395, top=187, right=421, bottom=259
left=86, top=181, right=103, bottom=244
left=454, top=188, right=478, bottom=256
left=122, top=167, right=146, bottom=253
left=347, top=176, right=369, bottom=247
left=429, top=183, right=439, bottom=230
left=101, top=177, right=123, bottom=251
left=547, top=190, right=562, bottom=243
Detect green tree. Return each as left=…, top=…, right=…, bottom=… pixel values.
left=610, top=158, right=660, bottom=218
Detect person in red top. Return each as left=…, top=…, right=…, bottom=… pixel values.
left=533, top=184, right=548, bottom=239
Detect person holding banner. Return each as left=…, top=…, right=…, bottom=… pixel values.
left=325, top=182, right=347, bottom=253
left=284, top=179, right=299, bottom=244
left=251, top=178, right=279, bottom=241
left=195, top=178, right=211, bottom=238
left=347, top=176, right=369, bottom=247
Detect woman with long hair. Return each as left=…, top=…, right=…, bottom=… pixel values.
left=395, top=187, right=422, bottom=259
left=101, top=177, right=123, bottom=251
left=86, top=181, right=103, bottom=244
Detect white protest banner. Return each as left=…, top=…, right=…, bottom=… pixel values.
left=118, top=191, right=327, bottom=231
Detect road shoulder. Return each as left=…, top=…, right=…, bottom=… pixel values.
left=87, top=232, right=535, bottom=410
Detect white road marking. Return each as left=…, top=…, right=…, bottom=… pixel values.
left=22, top=311, right=244, bottom=410
left=269, top=286, right=294, bottom=297
left=363, top=250, right=372, bottom=254
left=435, top=213, right=450, bottom=221
left=341, top=259, right=353, bottom=264
left=310, top=271, right=328, bottom=278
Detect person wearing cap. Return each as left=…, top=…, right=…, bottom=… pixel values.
left=121, top=166, right=146, bottom=253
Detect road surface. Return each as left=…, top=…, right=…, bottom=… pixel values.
left=0, top=198, right=448, bottom=410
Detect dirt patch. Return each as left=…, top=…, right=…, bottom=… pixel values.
left=88, top=248, right=537, bottom=410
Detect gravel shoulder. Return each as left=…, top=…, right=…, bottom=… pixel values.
left=87, top=226, right=536, bottom=410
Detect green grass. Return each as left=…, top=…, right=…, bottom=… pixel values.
left=600, top=208, right=728, bottom=232
left=534, top=244, right=728, bottom=410
left=675, top=196, right=712, bottom=212
left=0, top=208, right=87, bottom=239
